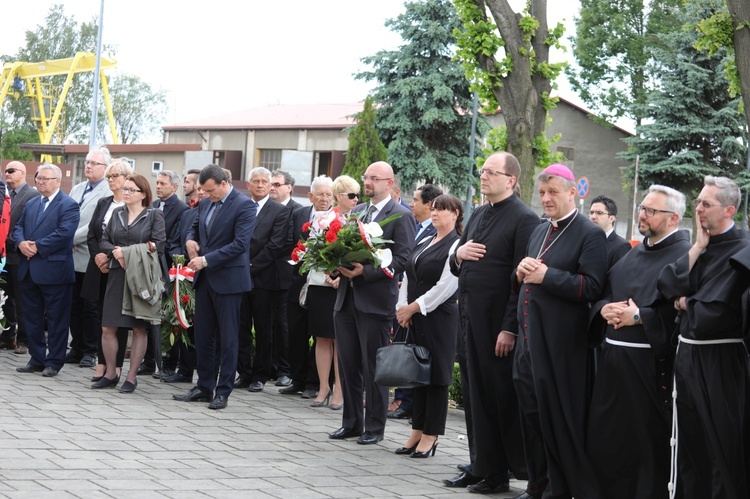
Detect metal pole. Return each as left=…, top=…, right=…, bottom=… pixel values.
left=465, top=90, right=479, bottom=220
left=630, top=155, right=640, bottom=241
left=88, top=0, right=105, bottom=149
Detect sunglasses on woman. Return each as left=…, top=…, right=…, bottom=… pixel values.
left=343, top=193, right=358, bottom=200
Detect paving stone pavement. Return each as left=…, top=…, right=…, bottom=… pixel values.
left=0, top=351, right=525, bottom=498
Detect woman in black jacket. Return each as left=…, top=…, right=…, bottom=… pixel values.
left=394, top=194, right=462, bottom=458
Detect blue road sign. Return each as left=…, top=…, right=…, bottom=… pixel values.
left=577, top=177, right=590, bottom=199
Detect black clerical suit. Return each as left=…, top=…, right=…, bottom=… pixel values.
left=513, top=211, right=607, bottom=499
left=587, top=230, right=691, bottom=499
left=334, top=198, right=416, bottom=436
left=237, top=198, right=292, bottom=385
left=657, top=226, right=750, bottom=499
left=449, top=195, right=539, bottom=481
left=605, top=230, right=631, bottom=269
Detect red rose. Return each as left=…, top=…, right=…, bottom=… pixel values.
left=325, top=229, right=338, bottom=243
left=296, top=241, right=306, bottom=251
left=181, top=295, right=190, bottom=304
left=302, top=222, right=311, bottom=232
left=329, top=219, right=342, bottom=233
left=291, top=249, right=301, bottom=262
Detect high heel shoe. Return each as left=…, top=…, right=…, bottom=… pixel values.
left=394, top=443, right=418, bottom=455
left=310, top=392, right=331, bottom=407
left=91, top=375, right=119, bottom=389
left=410, top=439, right=438, bottom=458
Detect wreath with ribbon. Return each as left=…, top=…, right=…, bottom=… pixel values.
left=160, top=254, right=195, bottom=350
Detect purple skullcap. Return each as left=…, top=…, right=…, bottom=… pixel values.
left=541, top=163, right=575, bottom=181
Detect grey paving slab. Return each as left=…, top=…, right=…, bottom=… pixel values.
left=0, top=350, right=525, bottom=497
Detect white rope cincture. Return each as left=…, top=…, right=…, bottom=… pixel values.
left=605, top=338, right=651, bottom=349
left=668, top=334, right=744, bottom=499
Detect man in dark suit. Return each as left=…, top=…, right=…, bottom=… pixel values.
left=143, top=170, right=189, bottom=376
left=279, top=175, right=333, bottom=398
left=589, top=194, right=631, bottom=269
left=330, top=161, right=416, bottom=445
left=388, top=183, right=443, bottom=421
left=235, top=167, right=292, bottom=392
left=268, top=169, right=300, bottom=386
left=0, top=161, right=38, bottom=355
left=174, top=165, right=256, bottom=410
left=14, top=163, right=80, bottom=377
left=392, top=174, right=412, bottom=210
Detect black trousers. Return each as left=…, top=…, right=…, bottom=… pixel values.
left=69, top=271, right=99, bottom=356
left=237, top=289, right=276, bottom=383
left=271, top=289, right=290, bottom=377
left=287, top=300, right=319, bottom=390
left=411, top=384, right=449, bottom=435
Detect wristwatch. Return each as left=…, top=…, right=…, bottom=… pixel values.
left=202, top=256, right=208, bottom=268
left=633, top=309, right=642, bottom=325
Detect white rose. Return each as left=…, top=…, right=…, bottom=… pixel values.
left=364, top=222, right=383, bottom=238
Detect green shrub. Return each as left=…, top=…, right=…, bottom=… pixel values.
left=449, top=362, right=463, bottom=408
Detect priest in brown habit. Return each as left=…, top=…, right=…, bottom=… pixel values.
left=512, top=163, right=607, bottom=499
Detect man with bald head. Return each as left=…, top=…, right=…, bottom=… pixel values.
left=329, top=161, right=416, bottom=445
left=0, top=161, right=38, bottom=354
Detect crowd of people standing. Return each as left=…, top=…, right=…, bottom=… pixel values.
left=2, top=150, right=748, bottom=498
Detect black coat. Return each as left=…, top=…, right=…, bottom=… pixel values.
left=248, top=199, right=292, bottom=290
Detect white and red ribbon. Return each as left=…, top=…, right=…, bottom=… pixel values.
left=169, top=265, right=194, bottom=329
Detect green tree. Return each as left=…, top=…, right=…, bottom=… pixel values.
left=108, top=74, right=168, bottom=144
left=453, top=0, right=566, bottom=203
left=0, top=127, right=38, bottom=162
left=568, top=0, right=680, bottom=127
left=357, top=0, right=485, bottom=193
left=622, top=1, right=748, bottom=196
left=342, top=96, right=388, bottom=192
left=1, top=4, right=167, bottom=144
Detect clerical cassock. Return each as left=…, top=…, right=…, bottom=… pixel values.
left=513, top=210, right=606, bottom=499
left=449, top=194, right=539, bottom=481
left=657, top=226, right=750, bottom=499
left=587, top=229, right=691, bottom=499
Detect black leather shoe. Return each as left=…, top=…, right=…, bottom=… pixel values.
left=248, top=381, right=264, bottom=392
left=275, top=375, right=292, bottom=386
left=119, top=380, right=137, bottom=393
left=329, top=427, right=364, bottom=440
left=208, top=395, right=228, bottom=410
left=173, top=386, right=212, bottom=402
left=301, top=388, right=318, bottom=399
left=512, top=493, right=543, bottom=499
left=64, top=351, right=82, bottom=364
left=468, top=478, right=510, bottom=494
left=457, top=463, right=472, bottom=473
left=163, top=373, right=192, bottom=383
left=91, top=375, right=119, bottom=389
left=234, top=377, right=251, bottom=389
left=153, top=368, right=174, bottom=379
left=16, top=363, right=44, bottom=373
left=78, top=355, right=96, bottom=368
left=356, top=431, right=383, bottom=445
left=279, top=384, right=304, bottom=394
left=137, top=363, right=155, bottom=375
left=387, top=407, right=411, bottom=419
left=41, top=367, right=59, bottom=377
left=394, top=444, right=417, bottom=455
left=443, top=472, right=482, bottom=488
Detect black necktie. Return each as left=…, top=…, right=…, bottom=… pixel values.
left=36, top=197, right=49, bottom=225
left=80, top=183, right=93, bottom=205
left=206, top=201, right=222, bottom=233
left=363, top=204, right=376, bottom=223
left=10, top=190, right=16, bottom=203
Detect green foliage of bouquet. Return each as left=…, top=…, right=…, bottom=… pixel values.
left=161, top=254, right=195, bottom=350
left=290, top=209, right=403, bottom=275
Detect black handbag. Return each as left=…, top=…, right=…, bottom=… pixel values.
left=374, top=326, right=432, bottom=388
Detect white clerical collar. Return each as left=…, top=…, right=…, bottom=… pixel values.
left=648, top=227, right=679, bottom=247
left=550, top=208, right=577, bottom=228
left=719, top=222, right=735, bottom=234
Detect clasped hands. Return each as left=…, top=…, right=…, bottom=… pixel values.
left=18, top=240, right=37, bottom=259
left=516, top=257, right=547, bottom=284
left=601, top=298, right=639, bottom=329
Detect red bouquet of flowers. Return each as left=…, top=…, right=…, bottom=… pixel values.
left=290, top=208, right=402, bottom=274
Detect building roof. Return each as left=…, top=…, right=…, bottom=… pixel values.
left=163, top=103, right=363, bottom=131
left=19, top=143, right=203, bottom=154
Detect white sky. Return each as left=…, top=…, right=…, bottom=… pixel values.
left=2, top=0, right=586, bottom=127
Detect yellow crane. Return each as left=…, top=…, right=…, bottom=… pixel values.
left=0, top=51, right=119, bottom=146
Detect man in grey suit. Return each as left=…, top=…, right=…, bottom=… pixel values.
left=66, top=146, right=112, bottom=368
left=329, top=161, right=416, bottom=445
left=0, top=161, right=38, bottom=354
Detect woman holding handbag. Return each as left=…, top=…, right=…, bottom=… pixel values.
left=92, top=174, right=165, bottom=393
left=394, top=194, right=462, bottom=458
